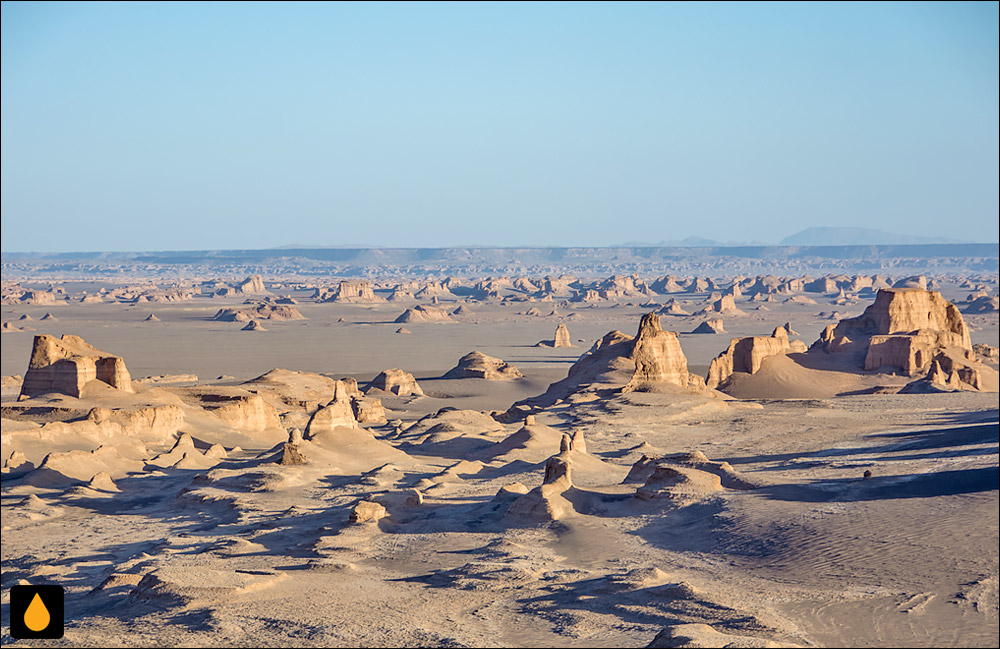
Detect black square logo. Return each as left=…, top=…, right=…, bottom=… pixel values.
left=10, top=584, right=64, bottom=639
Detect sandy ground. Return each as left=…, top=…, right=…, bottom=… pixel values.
left=2, top=276, right=998, bottom=647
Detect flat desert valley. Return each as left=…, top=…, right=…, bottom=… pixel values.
left=2, top=247, right=998, bottom=647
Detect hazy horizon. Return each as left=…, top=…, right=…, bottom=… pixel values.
left=3, top=1, right=998, bottom=253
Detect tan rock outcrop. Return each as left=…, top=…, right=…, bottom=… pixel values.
left=506, top=313, right=697, bottom=417
left=553, top=323, right=572, bottom=347
left=812, top=289, right=994, bottom=391
left=87, top=405, right=184, bottom=442
left=211, top=394, right=282, bottom=431
left=505, top=452, right=575, bottom=521
left=236, top=274, right=267, bottom=294
left=368, top=369, right=424, bottom=396
left=626, top=313, right=690, bottom=389
left=973, top=343, right=999, bottom=364
left=20, top=334, right=133, bottom=398
left=394, top=305, right=453, bottom=323
left=211, top=304, right=304, bottom=322
left=696, top=294, right=746, bottom=317
left=691, top=319, right=725, bottom=334
left=817, top=288, right=973, bottom=376
left=351, top=397, right=387, bottom=425
left=350, top=500, right=387, bottom=523
left=329, top=280, right=381, bottom=303
left=535, top=323, right=574, bottom=348
left=965, top=296, right=999, bottom=313
left=822, top=288, right=971, bottom=350
left=706, top=326, right=808, bottom=389
left=444, top=352, right=523, bottom=380
left=305, top=382, right=360, bottom=435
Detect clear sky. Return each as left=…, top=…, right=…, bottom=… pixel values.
left=2, top=1, right=998, bottom=251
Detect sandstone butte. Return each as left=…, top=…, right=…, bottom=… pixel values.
left=20, top=334, right=133, bottom=399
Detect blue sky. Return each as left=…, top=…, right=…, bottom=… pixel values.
left=2, top=1, right=997, bottom=251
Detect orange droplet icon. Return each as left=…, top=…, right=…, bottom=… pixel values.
left=24, top=592, right=51, bottom=632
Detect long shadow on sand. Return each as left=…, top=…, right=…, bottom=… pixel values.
left=758, top=465, right=998, bottom=503
left=722, top=422, right=999, bottom=467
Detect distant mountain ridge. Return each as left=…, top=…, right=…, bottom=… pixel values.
left=779, top=227, right=962, bottom=246
left=619, top=227, right=970, bottom=248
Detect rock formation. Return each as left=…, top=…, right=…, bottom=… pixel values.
left=394, top=305, right=453, bottom=323
left=536, top=323, right=574, bottom=348
left=241, top=319, right=267, bottom=331
left=212, top=303, right=304, bottom=322
left=351, top=397, right=387, bottom=425
left=444, top=352, right=523, bottom=381
left=20, top=334, right=133, bottom=398
left=505, top=452, right=575, bottom=521
left=506, top=313, right=701, bottom=418
left=658, top=299, right=690, bottom=316
left=706, top=326, right=808, bottom=389
left=305, top=381, right=360, bottom=435
left=368, top=369, right=424, bottom=396
left=814, top=288, right=992, bottom=391
left=696, top=294, right=746, bottom=317
left=804, top=277, right=839, bottom=294
left=691, top=319, right=725, bottom=334
left=964, top=295, right=999, bottom=313
left=973, top=343, right=999, bottom=364
left=817, top=288, right=971, bottom=370
left=349, top=500, right=387, bottom=523
left=328, top=280, right=381, bottom=303
left=236, top=274, right=267, bottom=295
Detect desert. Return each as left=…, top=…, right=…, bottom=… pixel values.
left=3, top=2, right=998, bottom=646
left=2, top=249, right=998, bottom=647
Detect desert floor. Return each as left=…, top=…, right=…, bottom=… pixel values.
left=2, top=279, right=997, bottom=647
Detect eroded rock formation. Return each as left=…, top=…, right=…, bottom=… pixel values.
left=368, top=369, right=424, bottom=396
left=445, top=352, right=523, bottom=381
left=21, top=335, right=133, bottom=398
left=706, top=326, right=807, bottom=389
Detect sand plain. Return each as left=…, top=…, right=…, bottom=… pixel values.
left=2, top=270, right=998, bottom=647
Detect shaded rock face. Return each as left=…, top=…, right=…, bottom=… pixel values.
left=368, top=369, right=424, bottom=396
left=706, top=326, right=807, bottom=389
left=444, top=352, right=523, bottom=381
left=21, top=335, right=133, bottom=398
left=278, top=443, right=307, bottom=465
